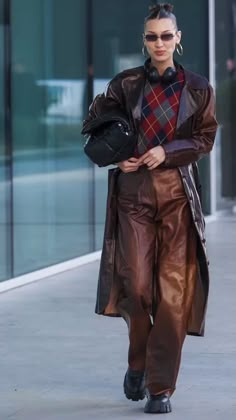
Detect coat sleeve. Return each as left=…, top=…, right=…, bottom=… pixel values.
left=161, top=85, right=218, bottom=168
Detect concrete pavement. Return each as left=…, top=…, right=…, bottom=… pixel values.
left=0, top=214, right=235, bottom=419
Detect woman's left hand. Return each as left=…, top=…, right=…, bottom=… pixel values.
left=137, top=146, right=166, bottom=170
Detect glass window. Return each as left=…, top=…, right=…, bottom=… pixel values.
left=12, top=0, right=93, bottom=276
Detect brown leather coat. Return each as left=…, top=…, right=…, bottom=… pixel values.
left=84, top=65, right=218, bottom=336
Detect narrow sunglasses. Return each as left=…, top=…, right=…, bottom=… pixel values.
left=144, top=33, right=175, bottom=42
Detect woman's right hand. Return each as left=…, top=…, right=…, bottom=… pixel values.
left=116, top=157, right=141, bottom=173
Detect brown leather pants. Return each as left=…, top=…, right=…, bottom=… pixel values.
left=115, top=166, right=197, bottom=396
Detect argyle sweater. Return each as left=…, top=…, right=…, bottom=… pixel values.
left=135, top=70, right=185, bottom=157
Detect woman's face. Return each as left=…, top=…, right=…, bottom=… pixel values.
left=143, top=18, right=181, bottom=64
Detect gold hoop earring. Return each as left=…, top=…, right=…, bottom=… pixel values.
left=176, top=43, right=183, bottom=56
left=142, top=45, right=149, bottom=57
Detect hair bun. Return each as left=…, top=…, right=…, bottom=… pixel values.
left=149, top=3, right=174, bottom=14
left=163, top=3, right=174, bottom=12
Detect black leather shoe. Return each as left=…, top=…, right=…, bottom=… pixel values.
left=123, top=367, right=146, bottom=401
left=144, top=394, right=172, bottom=414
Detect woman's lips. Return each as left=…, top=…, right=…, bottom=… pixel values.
left=155, top=51, right=166, bottom=56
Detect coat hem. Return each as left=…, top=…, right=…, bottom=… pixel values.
left=95, top=309, right=204, bottom=336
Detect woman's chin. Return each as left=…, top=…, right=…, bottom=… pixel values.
left=151, top=55, right=170, bottom=64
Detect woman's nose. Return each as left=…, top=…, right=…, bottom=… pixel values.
left=155, top=37, right=164, bottom=47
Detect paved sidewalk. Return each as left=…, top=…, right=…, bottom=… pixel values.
left=0, top=215, right=235, bottom=420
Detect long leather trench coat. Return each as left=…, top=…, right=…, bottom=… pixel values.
left=83, top=64, right=218, bottom=337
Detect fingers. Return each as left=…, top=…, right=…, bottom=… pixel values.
left=125, top=164, right=140, bottom=172
left=144, top=156, right=162, bottom=169
left=141, top=156, right=153, bottom=165
left=117, top=160, right=140, bottom=173
left=125, top=159, right=140, bottom=167
left=138, top=147, right=165, bottom=164
left=137, top=153, right=157, bottom=166
left=122, top=168, right=139, bottom=173
left=117, top=148, right=165, bottom=172
left=118, top=158, right=141, bottom=172
left=117, top=153, right=164, bottom=172
left=137, top=154, right=148, bottom=165
left=139, top=149, right=165, bottom=169
left=147, top=162, right=159, bottom=170
left=128, top=157, right=139, bottom=163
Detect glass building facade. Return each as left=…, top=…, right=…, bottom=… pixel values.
left=0, top=0, right=235, bottom=282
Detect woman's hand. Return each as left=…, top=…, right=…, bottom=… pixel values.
left=137, top=146, right=166, bottom=170
left=116, top=157, right=140, bottom=173
left=116, top=146, right=166, bottom=172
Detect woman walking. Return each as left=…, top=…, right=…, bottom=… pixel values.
left=83, top=3, right=217, bottom=414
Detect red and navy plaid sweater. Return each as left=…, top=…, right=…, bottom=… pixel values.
left=135, top=70, right=185, bottom=157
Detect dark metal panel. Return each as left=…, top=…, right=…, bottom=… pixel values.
left=3, top=0, right=14, bottom=278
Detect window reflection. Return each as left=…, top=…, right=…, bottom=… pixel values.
left=12, top=0, right=92, bottom=276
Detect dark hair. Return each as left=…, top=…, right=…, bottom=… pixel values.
left=144, top=3, right=178, bottom=30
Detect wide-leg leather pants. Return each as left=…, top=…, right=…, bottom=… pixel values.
left=115, top=166, right=197, bottom=396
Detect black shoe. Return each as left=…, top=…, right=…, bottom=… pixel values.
left=123, top=367, right=146, bottom=401
left=144, top=393, right=172, bottom=414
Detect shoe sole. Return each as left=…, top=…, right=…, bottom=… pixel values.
left=123, top=379, right=146, bottom=401
left=144, top=400, right=172, bottom=414
left=124, top=387, right=146, bottom=401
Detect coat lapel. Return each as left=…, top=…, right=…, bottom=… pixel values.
left=124, top=68, right=145, bottom=131
left=176, top=82, right=200, bottom=130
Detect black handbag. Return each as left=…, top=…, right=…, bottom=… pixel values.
left=81, top=111, right=137, bottom=167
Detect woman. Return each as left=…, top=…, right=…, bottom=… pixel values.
left=83, top=3, right=217, bottom=414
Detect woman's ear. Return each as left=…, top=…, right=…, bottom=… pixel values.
left=176, top=30, right=182, bottom=43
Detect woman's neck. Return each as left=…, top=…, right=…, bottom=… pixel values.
left=151, top=59, right=175, bottom=75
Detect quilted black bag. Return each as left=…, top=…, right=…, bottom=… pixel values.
left=81, top=111, right=137, bottom=167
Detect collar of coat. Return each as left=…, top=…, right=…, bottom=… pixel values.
left=114, top=61, right=209, bottom=131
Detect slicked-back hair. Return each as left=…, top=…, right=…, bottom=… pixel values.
left=144, top=3, right=178, bottom=30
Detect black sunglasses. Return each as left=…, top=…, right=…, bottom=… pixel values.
left=144, top=33, right=175, bottom=42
